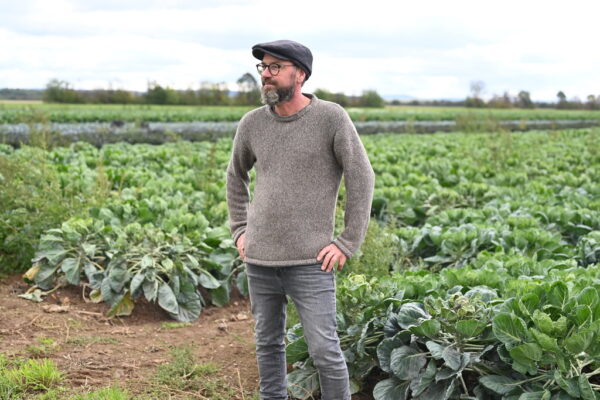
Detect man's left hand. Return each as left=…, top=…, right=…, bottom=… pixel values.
left=317, top=244, right=347, bottom=272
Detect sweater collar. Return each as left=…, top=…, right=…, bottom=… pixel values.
left=266, top=93, right=317, bottom=122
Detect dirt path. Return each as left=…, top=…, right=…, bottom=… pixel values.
left=1, top=274, right=258, bottom=398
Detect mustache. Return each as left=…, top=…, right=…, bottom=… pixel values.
left=262, top=78, right=275, bottom=86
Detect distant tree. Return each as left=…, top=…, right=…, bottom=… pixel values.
left=43, top=79, right=84, bottom=103
left=357, top=90, right=384, bottom=108
left=587, top=94, right=599, bottom=110
left=488, top=91, right=512, bottom=108
left=516, top=90, right=534, bottom=109
left=465, top=80, right=486, bottom=107
left=235, top=73, right=260, bottom=106
left=314, top=88, right=350, bottom=106
left=556, top=91, right=567, bottom=109
left=145, top=82, right=168, bottom=104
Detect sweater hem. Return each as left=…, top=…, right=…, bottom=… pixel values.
left=244, top=256, right=320, bottom=267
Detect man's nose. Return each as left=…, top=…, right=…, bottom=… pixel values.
left=261, top=68, right=273, bottom=78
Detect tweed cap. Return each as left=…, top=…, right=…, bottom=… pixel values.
left=252, top=40, right=313, bottom=80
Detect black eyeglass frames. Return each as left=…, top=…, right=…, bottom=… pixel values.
left=256, top=62, right=297, bottom=76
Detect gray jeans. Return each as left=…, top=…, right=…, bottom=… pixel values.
left=246, top=263, right=350, bottom=400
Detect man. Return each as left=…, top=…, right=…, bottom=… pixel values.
left=226, top=39, right=374, bottom=400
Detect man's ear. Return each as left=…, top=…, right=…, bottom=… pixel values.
left=297, top=69, right=306, bottom=85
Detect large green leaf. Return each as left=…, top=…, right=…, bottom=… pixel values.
left=426, top=341, right=446, bottom=360
left=287, top=365, right=319, bottom=400
left=530, top=328, right=560, bottom=353
left=60, top=257, right=81, bottom=285
left=455, top=320, right=487, bottom=338
left=410, top=319, right=441, bottom=339
left=410, top=360, right=436, bottom=396
left=143, top=279, right=158, bottom=302
left=479, top=375, right=520, bottom=395
left=286, top=338, right=309, bottom=364
left=441, top=345, right=462, bottom=371
left=548, top=281, right=568, bottom=310
left=167, top=279, right=202, bottom=322
left=107, top=290, right=135, bottom=317
left=564, top=329, right=594, bottom=354
left=373, top=378, right=409, bottom=400
left=397, top=302, right=430, bottom=329
left=415, top=379, right=455, bottom=400
left=377, top=334, right=410, bottom=373
left=236, top=268, right=249, bottom=296
left=210, top=281, right=230, bottom=307
left=197, top=269, right=220, bottom=289
left=158, top=282, right=179, bottom=315
left=578, top=374, right=595, bottom=400
left=390, top=346, right=427, bottom=380
left=518, top=391, right=550, bottom=400
left=130, top=271, right=145, bottom=296
left=108, top=260, right=128, bottom=293
left=493, top=313, right=528, bottom=347
left=554, top=370, right=580, bottom=398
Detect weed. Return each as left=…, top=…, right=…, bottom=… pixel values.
left=69, top=386, right=131, bottom=400
left=0, top=356, right=63, bottom=396
left=152, top=346, right=239, bottom=399
left=160, top=321, right=192, bottom=330
left=25, top=337, right=57, bottom=357
left=66, top=336, right=121, bottom=346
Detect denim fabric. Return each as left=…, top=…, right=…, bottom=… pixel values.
left=246, top=263, right=350, bottom=400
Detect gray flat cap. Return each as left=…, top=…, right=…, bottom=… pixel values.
left=252, top=39, right=313, bottom=81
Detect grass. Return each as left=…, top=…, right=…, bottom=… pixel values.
left=160, top=321, right=192, bottom=330
left=65, top=336, right=121, bottom=346
left=25, top=337, right=58, bottom=357
left=149, top=345, right=245, bottom=399
left=0, top=355, right=64, bottom=398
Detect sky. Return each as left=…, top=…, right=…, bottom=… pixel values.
left=0, top=0, right=599, bottom=101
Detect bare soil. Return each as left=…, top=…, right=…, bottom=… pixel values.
left=0, top=274, right=373, bottom=399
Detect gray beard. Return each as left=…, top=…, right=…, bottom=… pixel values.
left=260, top=83, right=295, bottom=106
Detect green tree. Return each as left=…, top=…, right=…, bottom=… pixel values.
left=235, top=73, right=260, bottom=106
left=358, top=90, right=385, bottom=108
left=516, top=90, right=534, bottom=109
left=43, top=79, right=84, bottom=103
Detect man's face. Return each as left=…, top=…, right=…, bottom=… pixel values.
left=260, top=54, right=298, bottom=106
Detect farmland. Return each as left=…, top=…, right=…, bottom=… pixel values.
left=1, top=102, right=600, bottom=123
left=1, top=112, right=599, bottom=398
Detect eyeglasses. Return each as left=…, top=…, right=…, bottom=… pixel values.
left=256, top=62, right=297, bottom=76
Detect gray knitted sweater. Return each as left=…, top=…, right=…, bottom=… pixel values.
left=226, top=94, right=375, bottom=266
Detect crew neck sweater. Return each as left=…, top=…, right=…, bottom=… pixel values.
left=226, top=94, right=375, bottom=266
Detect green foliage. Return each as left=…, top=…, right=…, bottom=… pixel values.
left=0, top=146, right=104, bottom=274
left=0, top=355, right=64, bottom=398
left=68, top=386, right=131, bottom=400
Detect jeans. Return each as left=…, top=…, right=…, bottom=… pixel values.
left=246, top=263, right=350, bottom=400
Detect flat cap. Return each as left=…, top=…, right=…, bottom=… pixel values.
left=252, top=40, right=313, bottom=81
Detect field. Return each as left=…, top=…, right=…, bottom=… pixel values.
left=1, top=114, right=599, bottom=399
left=1, top=103, right=600, bottom=123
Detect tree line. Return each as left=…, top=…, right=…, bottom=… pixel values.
left=462, top=81, right=600, bottom=110
left=39, top=75, right=385, bottom=108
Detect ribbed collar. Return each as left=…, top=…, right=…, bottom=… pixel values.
left=266, top=93, right=317, bottom=122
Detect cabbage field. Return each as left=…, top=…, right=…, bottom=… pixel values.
left=1, top=123, right=599, bottom=399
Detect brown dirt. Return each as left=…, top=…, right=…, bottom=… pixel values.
left=0, top=274, right=374, bottom=399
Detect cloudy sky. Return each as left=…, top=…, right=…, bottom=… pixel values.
left=1, top=0, right=598, bottom=101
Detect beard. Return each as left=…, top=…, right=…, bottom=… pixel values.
left=260, top=75, right=296, bottom=106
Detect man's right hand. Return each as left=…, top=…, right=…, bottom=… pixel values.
left=236, top=233, right=246, bottom=260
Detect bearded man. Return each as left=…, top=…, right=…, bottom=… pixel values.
left=226, top=39, right=375, bottom=400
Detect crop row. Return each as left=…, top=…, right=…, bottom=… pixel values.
left=2, top=127, right=599, bottom=399
left=1, top=103, right=600, bottom=123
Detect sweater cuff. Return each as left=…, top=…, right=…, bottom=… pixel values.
left=332, top=239, right=353, bottom=259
